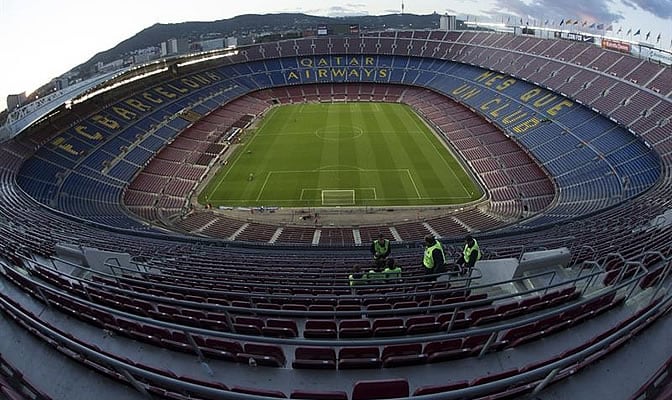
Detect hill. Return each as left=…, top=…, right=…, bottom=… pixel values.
left=76, top=13, right=445, bottom=72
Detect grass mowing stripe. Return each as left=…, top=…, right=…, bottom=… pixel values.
left=406, top=106, right=477, bottom=197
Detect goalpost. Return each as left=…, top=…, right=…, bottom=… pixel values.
left=321, top=189, right=355, bottom=206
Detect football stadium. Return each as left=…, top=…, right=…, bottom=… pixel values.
left=0, top=17, right=671, bottom=400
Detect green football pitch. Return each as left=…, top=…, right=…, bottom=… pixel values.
left=198, top=102, right=482, bottom=207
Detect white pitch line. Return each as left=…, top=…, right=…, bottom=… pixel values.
left=264, top=168, right=414, bottom=174
left=255, top=172, right=273, bottom=201
left=209, top=107, right=276, bottom=196
left=407, top=108, right=470, bottom=196
left=207, top=195, right=474, bottom=202
left=405, top=169, right=422, bottom=199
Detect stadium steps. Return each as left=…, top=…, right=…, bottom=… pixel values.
left=452, top=216, right=474, bottom=232
left=353, top=229, right=362, bottom=245
left=642, top=68, right=666, bottom=89
left=422, top=222, right=440, bottom=239
left=312, top=230, right=321, bottom=245
left=193, top=218, right=219, bottom=234
left=229, top=223, right=249, bottom=241
left=389, top=227, right=402, bottom=242
left=269, top=227, right=283, bottom=244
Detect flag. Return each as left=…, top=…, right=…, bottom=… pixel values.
left=544, top=19, right=549, bottom=25
left=560, top=19, right=564, bottom=26
left=634, top=29, right=641, bottom=36
left=507, top=16, right=511, bottom=23
left=520, top=18, right=523, bottom=24
left=656, top=33, right=661, bottom=43
left=606, top=24, right=613, bottom=31
left=627, top=28, right=632, bottom=35
left=582, top=20, right=587, bottom=26
left=645, top=31, right=650, bottom=40
left=565, top=19, right=571, bottom=25
left=589, top=23, right=596, bottom=29
left=596, top=23, right=604, bottom=30
left=573, top=20, right=579, bottom=25
left=617, top=27, right=622, bottom=34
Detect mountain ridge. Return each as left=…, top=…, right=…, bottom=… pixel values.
left=77, top=12, right=446, bottom=72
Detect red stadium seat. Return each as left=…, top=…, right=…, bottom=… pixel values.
left=352, top=378, right=409, bottom=400
left=292, top=347, right=337, bottom=369
left=338, top=347, right=382, bottom=369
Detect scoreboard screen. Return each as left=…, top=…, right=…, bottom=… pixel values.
left=317, top=24, right=360, bottom=36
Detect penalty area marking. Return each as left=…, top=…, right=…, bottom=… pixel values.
left=405, top=169, right=422, bottom=199
left=300, top=187, right=378, bottom=201
left=256, top=169, right=422, bottom=202
left=255, top=172, right=272, bottom=201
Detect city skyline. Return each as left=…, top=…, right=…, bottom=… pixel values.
left=0, top=0, right=670, bottom=112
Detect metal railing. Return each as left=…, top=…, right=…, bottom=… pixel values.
left=0, top=280, right=669, bottom=400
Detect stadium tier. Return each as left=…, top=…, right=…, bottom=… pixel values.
left=0, top=30, right=671, bottom=400
left=14, top=54, right=661, bottom=235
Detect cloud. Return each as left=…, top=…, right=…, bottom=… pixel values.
left=494, top=0, right=624, bottom=23
left=621, top=0, right=672, bottom=19
left=305, top=4, right=369, bottom=17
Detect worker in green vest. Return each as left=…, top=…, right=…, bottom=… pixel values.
left=456, top=235, right=481, bottom=275
left=383, top=258, right=402, bottom=280
left=349, top=265, right=366, bottom=287
left=422, top=235, right=445, bottom=281
left=367, top=259, right=387, bottom=282
left=370, top=233, right=391, bottom=261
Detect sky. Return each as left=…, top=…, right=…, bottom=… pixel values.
left=0, top=0, right=670, bottom=112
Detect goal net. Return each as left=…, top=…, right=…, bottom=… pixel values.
left=321, top=189, right=355, bottom=206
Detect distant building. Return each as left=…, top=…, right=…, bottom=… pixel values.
left=95, top=59, right=124, bottom=73
left=225, top=37, right=238, bottom=48
left=236, top=36, right=254, bottom=46
left=55, top=77, right=69, bottom=91
left=133, top=52, right=156, bottom=64
left=161, top=38, right=190, bottom=56
left=176, top=38, right=189, bottom=54
left=167, top=39, right=179, bottom=55
left=440, top=14, right=456, bottom=31
left=6, top=93, right=27, bottom=110
left=201, top=38, right=224, bottom=51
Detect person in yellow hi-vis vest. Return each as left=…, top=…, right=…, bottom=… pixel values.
left=383, top=258, right=402, bottom=280
left=422, top=235, right=445, bottom=281
left=370, top=233, right=391, bottom=261
left=349, top=266, right=366, bottom=287
left=456, top=235, right=481, bottom=275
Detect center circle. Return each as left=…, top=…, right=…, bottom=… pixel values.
left=315, top=125, right=364, bottom=141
